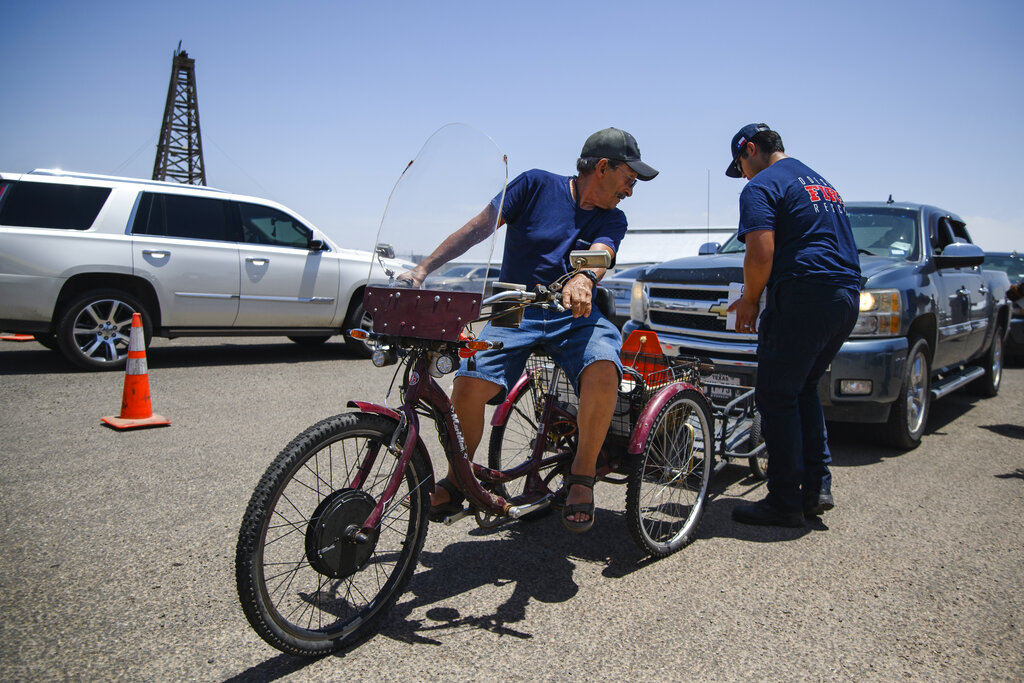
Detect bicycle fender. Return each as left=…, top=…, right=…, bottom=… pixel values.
left=627, top=382, right=702, bottom=456
left=346, top=401, right=435, bottom=480
left=490, top=371, right=534, bottom=426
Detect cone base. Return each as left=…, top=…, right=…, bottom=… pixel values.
left=101, top=414, right=171, bottom=430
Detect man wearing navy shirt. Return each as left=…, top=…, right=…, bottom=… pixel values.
left=726, top=123, right=860, bottom=528
left=404, top=128, right=657, bottom=532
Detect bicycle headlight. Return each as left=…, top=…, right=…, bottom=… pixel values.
left=852, top=289, right=901, bottom=336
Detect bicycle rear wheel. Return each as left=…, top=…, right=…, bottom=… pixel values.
left=626, top=389, right=713, bottom=557
left=236, top=412, right=430, bottom=656
left=487, top=375, right=574, bottom=501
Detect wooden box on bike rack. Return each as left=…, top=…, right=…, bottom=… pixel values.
left=363, top=286, right=482, bottom=342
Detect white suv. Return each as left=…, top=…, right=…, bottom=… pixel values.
left=0, top=169, right=409, bottom=370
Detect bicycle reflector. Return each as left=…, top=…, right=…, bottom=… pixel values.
left=348, top=329, right=369, bottom=340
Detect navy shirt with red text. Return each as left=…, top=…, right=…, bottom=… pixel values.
left=737, top=157, right=860, bottom=291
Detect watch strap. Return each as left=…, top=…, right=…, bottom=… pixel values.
left=579, top=269, right=599, bottom=289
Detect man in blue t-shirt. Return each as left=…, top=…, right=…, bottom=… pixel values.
left=725, top=123, right=861, bottom=528
left=404, top=128, right=658, bottom=533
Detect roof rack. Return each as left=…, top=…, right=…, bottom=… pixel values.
left=28, top=169, right=227, bottom=193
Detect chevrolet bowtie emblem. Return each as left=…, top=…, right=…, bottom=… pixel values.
left=709, top=299, right=730, bottom=319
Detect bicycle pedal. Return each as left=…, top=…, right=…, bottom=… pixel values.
left=435, top=508, right=472, bottom=525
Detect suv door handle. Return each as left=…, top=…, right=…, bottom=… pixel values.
left=142, top=250, right=170, bottom=259
left=246, top=257, right=270, bottom=266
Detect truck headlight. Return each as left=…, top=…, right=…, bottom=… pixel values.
left=852, top=289, right=901, bottom=336
left=630, top=280, right=648, bottom=322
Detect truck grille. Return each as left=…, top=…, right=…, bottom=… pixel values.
left=650, top=311, right=727, bottom=332
left=646, top=283, right=735, bottom=339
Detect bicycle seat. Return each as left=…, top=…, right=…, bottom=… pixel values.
left=594, top=285, right=614, bottom=321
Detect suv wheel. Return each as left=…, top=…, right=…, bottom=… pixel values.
left=56, top=289, right=152, bottom=371
left=342, top=301, right=374, bottom=358
left=883, top=337, right=930, bottom=449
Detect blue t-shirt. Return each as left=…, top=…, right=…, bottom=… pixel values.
left=491, top=169, right=627, bottom=287
left=737, top=157, right=860, bottom=291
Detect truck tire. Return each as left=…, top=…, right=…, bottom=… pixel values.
left=883, top=336, right=930, bottom=449
left=967, top=324, right=1003, bottom=397
left=55, top=289, right=152, bottom=371
left=342, top=301, right=373, bottom=358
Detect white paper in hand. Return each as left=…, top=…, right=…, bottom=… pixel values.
left=726, top=282, right=767, bottom=331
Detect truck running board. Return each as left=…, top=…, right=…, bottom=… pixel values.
left=930, top=366, right=985, bottom=400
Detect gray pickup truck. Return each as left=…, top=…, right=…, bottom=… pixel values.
left=623, top=200, right=1013, bottom=449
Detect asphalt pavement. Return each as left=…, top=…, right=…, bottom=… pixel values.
left=1, top=337, right=1021, bottom=682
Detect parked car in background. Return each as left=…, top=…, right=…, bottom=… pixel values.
left=626, top=200, right=1013, bottom=449
left=601, top=265, right=647, bottom=327
left=982, top=251, right=1024, bottom=359
left=0, top=169, right=413, bottom=370
left=422, top=262, right=500, bottom=296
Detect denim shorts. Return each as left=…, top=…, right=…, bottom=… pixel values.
left=457, top=305, right=622, bottom=394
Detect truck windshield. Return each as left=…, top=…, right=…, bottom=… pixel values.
left=848, top=208, right=919, bottom=260
left=718, top=233, right=746, bottom=253
left=716, top=208, right=920, bottom=261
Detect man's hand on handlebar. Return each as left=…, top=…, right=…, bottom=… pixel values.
left=561, top=272, right=595, bottom=318
left=395, top=264, right=429, bottom=288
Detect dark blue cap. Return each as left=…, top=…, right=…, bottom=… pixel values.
left=726, top=123, right=771, bottom=177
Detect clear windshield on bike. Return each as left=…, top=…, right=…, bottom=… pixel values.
left=367, top=123, right=508, bottom=297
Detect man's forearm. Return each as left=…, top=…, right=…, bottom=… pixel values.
left=742, top=230, right=774, bottom=303
left=418, top=206, right=500, bottom=276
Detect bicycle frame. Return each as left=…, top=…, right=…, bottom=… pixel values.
left=349, top=346, right=561, bottom=535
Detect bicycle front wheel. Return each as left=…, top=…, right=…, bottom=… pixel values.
left=626, top=389, right=713, bottom=557
left=236, top=412, right=431, bottom=656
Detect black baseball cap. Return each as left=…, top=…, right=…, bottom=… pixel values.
left=580, top=127, right=659, bottom=181
left=725, top=123, right=771, bottom=178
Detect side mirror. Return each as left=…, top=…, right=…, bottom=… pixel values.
left=568, top=250, right=612, bottom=269
left=935, top=242, right=984, bottom=269
left=309, top=239, right=329, bottom=252
left=375, top=243, right=396, bottom=259
left=698, top=242, right=721, bottom=255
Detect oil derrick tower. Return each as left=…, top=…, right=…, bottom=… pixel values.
left=153, top=43, right=206, bottom=185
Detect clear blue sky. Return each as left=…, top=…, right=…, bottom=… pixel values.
left=2, top=0, right=1021, bottom=251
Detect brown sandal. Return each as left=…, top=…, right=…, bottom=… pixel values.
left=560, top=474, right=596, bottom=533
left=429, top=477, right=466, bottom=522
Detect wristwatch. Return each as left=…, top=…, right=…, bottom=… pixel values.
left=578, top=269, right=599, bottom=289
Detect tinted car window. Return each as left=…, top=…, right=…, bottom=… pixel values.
left=0, top=181, right=111, bottom=230
left=132, top=192, right=236, bottom=241
left=238, top=202, right=312, bottom=248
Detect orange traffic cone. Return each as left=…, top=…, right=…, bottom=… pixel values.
left=1, top=333, right=35, bottom=341
left=101, top=313, right=170, bottom=430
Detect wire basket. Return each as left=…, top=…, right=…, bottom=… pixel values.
left=522, top=350, right=702, bottom=440
left=612, top=350, right=703, bottom=437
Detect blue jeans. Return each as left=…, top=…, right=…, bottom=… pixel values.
left=755, top=280, right=858, bottom=513
left=457, top=305, right=622, bottom=394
